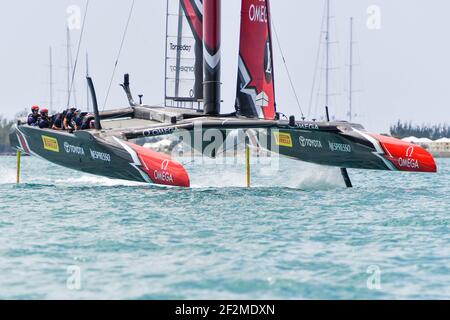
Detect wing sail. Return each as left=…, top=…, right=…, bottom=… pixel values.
left=235, top=0, right=276, bottom=120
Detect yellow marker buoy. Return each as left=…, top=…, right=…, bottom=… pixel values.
left=246, top=145, right=251, bottom=188
left=16, top=150, right=21, bottom=184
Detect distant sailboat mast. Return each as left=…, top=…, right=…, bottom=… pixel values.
left=324, top=0, right=352, bottom=187
left=325, top=0, right=330, bottom=119
left=66, top=27, right=71, bottom=108
left=348, top=17, right=354, bottom=122
left=66, top=27, right=78, bottom=108
left=307, top=0, right=339, bottom=121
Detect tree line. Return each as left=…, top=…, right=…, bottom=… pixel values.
left=390, top=121, right=450, bottom=140
left=0, top=115, right=15, bottom=154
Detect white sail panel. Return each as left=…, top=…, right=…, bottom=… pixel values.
left=165, top=0, right=203, bottom=105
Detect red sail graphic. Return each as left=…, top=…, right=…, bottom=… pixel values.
left=235, top=0, right=276, bottom=120
left=181, top=0, right=203, bottom=42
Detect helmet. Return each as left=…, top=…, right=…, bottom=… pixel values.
left=31, top=105, right=39, bottom=112
left=41, top=108, right=49, bottom=114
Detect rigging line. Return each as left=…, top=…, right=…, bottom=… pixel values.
left=313, top=53, right=325, bottom=120
left=68, top=0, right=90, bottom=107
left=330, top=1, right=344, bottom=116
left=69, top=42, right=78, bottom=107
left=271, top=17, right=305, bottom=119
left=103, top=0, right=136, bottom=111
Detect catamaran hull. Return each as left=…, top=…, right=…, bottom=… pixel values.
left=262, top=127, right=437, bottom=173
left=9, top=126, right=190, bottom=187
left=129, top=120, right=437, bottom=173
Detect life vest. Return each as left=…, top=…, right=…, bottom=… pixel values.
left=38, top=116, right=51, bottom=129
left=52, top=113, right=63, bottom=129
left=27, top=113, right=40, bottom=126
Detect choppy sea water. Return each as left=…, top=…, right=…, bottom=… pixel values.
left=0, top=155, right=449, bottom=300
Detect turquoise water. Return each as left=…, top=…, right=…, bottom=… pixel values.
left=0, top=155, right=449, bottom=299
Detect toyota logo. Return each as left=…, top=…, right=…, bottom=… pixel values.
left=299, top=136, right=306, bottom=147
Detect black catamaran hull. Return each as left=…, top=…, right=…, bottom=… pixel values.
left=9, top=125, right=190, bottom=187
left=265, top=126, right=436, bottom=172
left=122, top=118, right=437, bottom=173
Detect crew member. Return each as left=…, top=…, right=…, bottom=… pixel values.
left=63, top=107, right=77, bottom=131
left=80, top=115, right=95, bottom=130
left=51, top=113, right=64, bottom=130
left=38, top=108, right=51, bottom=129
left=73, top=111, right=86, bottom=131
left=27, top=106, right=40, bottom=126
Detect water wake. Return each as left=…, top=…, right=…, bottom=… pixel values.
left=52, top=175, right=146, bottom=187
left=0, top=165, right=17, bottom=185
left=185, top=156, right=345, bottom=190
left=0, top=155, right=345, bottom=190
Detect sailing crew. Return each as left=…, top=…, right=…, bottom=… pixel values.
left=27, top=106, right=40, bottom=126
left=73, top=111, right=87, bottom=131
left=80, top=115, right=95, bottom=130
left=63, top=107, right=78, bottom=131
left=51, top=113, right=64, bottom=130
left=38, top=108, right=51, bottom=129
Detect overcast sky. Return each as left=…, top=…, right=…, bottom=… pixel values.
left=0, top=0, right=449, bottom=132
